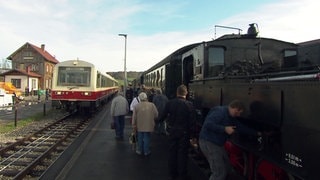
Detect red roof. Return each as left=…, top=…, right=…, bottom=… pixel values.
left=7, top=42, right=59, bottom=64
left=0, top=69, right=42, bottom=78
left=29, top=43, right=59, bottom=64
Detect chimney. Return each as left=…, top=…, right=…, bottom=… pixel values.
left=26, top=65, right=31, bottom=73
left=41, top=44, right=45, bottom=51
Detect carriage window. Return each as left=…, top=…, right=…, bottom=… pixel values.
left=57, top=67, right=91, bottom=86
left=97, top=74, right=101, bottom=88
left=208, top=47, right=224, bottom=77
left=101, top=75, right=108, bottom=87
left=156, top=70, right=160, bottom=86
left=160, top=68, right=164, bottom=87
left=152, top=72, right=156, bottom=86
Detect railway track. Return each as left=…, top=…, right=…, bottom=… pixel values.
left=0, top=112, right=91, bottom=179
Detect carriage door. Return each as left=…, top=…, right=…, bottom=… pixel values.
left=182, top=44, right=204, bottom=85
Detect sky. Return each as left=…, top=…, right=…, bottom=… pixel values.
left=0, top=0, right=319, bottom=72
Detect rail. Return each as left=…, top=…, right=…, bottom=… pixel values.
left=0, top=112, right=91, bottom=179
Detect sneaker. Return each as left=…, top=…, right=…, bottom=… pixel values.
left=135, top=150, right=142, bottom=155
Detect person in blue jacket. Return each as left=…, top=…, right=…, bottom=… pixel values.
left=199, top=100, right=261, bottom=180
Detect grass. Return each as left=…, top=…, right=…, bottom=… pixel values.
left=0, top=112, right=47, bottom=134
left=116, top=78, right=135, bottom=86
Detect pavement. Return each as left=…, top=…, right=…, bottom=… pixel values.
left=0, top=95, right=52, bottom=122
left=41, top=103, right=208, bottom=180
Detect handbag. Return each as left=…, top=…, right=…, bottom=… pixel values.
left=129, top=132, right=137, bottom=151
left=129, top=132, right=136, bottom=144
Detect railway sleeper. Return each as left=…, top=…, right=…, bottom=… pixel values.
left=0, top=168, right=20, bottom=177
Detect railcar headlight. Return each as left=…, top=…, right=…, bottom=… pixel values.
left=84, top=92, right=91, bottom=96
left=56, top=91, right=62, bottom=95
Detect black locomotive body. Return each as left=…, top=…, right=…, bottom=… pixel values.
left=136, top=26, right=320, bottom=180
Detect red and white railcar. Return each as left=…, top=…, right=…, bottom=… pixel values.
left=51, top=59, right=119, bottom=111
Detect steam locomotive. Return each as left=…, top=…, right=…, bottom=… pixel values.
left=133, top=24, right=320, bottom=180
left=51, top=59, right=119, bottom=112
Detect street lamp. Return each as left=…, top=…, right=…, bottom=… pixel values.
left=118, top=33, right=127, bottom=97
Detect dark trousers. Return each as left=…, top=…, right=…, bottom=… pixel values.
left=168, top=134, right=189, bottom=178
left=113, top=115, right=125, bottom=138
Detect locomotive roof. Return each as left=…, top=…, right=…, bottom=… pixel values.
left=297, top=39, right=320, bottom=46
left=143, top=34, right=297, bottom=74
left=213, top=33, right=297, bottom=45
left=144, top=42, right=202, bottom=73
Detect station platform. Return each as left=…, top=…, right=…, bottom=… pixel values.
left=41, top=103, right=207, bottom=180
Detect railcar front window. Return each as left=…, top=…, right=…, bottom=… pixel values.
left=57, top=67, right=91, bottom=86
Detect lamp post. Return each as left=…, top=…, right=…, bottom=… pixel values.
left=118, top=34, right=127, bottom=97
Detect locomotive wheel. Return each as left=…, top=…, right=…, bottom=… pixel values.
left=254, top=158, right=296, bottom=180
left=230, top=151, right=248, bottom=177
left=224, top=141, right=248, bottom=177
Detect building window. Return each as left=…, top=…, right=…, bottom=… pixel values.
left=23, top=51, right=33, bottom=56
left=19, top=63, right=25, bottom=70
left=11, top=79, right=21, bottom=88
left=45, top=79, right=48, bottom=89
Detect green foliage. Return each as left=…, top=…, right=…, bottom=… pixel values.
left=109, top=71, right=142, bottom=85
left=0, top=111, right=49, bottom=134
left=0, top=118, right=34, bottom=134
left=116, top=77, right=136, bottom=86
left=108, top=71, right=142, bottom=81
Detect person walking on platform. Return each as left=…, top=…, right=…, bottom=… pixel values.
left=110, top=91, right=129, bottom=140
left=152, top=89, right=168, bottom=134
left=45, top=88, right=50, bottom=101
left=199, top=100, right=262, bottom=180
left=159, top=84, right=196, bottom=180
left=126, top=83, right=134, bottom=105
left=132, top=92, right=158, bottom=156
left=130, top=95, right=140, bottom=112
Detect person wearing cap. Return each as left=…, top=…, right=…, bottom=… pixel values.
left=110, top=91, right=129, bottom=140
left=132, top=92, right=158, bottom=156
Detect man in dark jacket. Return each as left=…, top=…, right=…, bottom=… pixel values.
left=199, top=100, right=261, bottom=180
left=159, top=84, right=195, bottom=180
left=152, top=89, right=168, bottom=134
